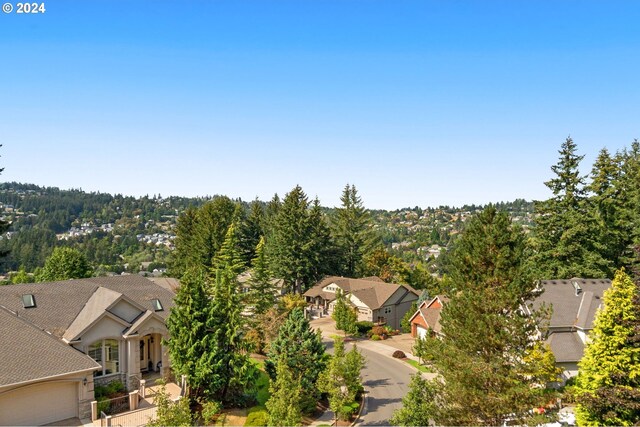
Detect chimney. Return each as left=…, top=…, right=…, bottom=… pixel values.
left=571, top=278, right=582, bottom=296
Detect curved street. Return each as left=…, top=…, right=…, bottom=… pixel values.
left=311, top=318, right=416, bottom=426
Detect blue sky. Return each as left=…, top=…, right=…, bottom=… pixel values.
left=1, top=1, right=638, bottom=209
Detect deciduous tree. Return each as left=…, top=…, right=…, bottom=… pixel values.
left=37, top=247, right=92, bottom=281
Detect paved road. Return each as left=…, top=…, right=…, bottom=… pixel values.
left=318, top=328, right=414, bottom=426
left=356, top=344, right=413, bottom=426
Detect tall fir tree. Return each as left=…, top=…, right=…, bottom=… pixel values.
left=250, top=236, right=276, bottom=315
left=332, top=184, right=378, bottom=277
left=239, top=199, right=265, bottom=263
left=265, top=308, right=326, bottom=413
left=575, top=269, right=640, bottom=426
left=165, top=267, right=220, bottom=399
left=531, top=137, right=611, bottom=278
left=588, top=148, right=629, bottom=268
left=331, top=289, right=358, bottom=336
left=416, top=207, right=558, bottom=426
left=618, top=140, right=640, bottom=269
left=213, top=223, right=246, bottom=277
left=267, top=186, right=334, bottom=293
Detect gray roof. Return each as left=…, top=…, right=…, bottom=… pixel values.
left=547, top=332, right=585, bottom=363
left=0, top=307, right=100, bottom=387
left=532, top=278, right=611, bottom=331
left=0, top=275, right=176, bottom=339
left=305, top=276, right=418, bottom=310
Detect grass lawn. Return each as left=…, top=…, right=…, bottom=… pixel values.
left=405, top=359, right=434, bottom=373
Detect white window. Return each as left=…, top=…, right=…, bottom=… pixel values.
left=88, top=339, right=120, bottom=377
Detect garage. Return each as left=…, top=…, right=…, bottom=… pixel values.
left=416, top=325, right=428, bottom=339
left=0, top=381, right=78, bottom=426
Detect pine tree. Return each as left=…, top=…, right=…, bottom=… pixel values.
left=332, top=184, right=378, bottom=277
left=419, top=207, right=557, bottom=426
left=266, top=361, right=303, bottom=427
left=265, top=308, right=326, bottom=413
left=531, top=137, right=611, bottom=278
left=618, top=141, right=640, bottom=269
left=250, top=236, right=276, bottom=315
left=575, top=269, right=640, bottom=426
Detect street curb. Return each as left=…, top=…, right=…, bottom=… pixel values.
left=350, top=388, right=367, bottom=427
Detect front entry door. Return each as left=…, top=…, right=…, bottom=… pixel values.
left=140, top=336, right=151, bottom=371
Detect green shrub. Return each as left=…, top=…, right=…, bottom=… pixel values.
left=107, top=380, right=125, bottom=395
left=200, top=400, right=222, bottom=425
left=355, top=321, right=374, bottom=334
left=338, top=401, right=359, bottom=420
left=371, top=334, right=381, bottom=341
left=97, top=397, right=110, bottom=414
left=245, top=406, right=268, bottom=426
left=371, top=326, right=386, bottom=336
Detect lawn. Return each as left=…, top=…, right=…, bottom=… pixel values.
left=405, top=359, right=434, bottom=373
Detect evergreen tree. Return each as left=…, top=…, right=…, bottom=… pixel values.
left=575, top=269, right=640, bottom=426
left=265, top=308, right=326, bottom=413
left=250, top=236, right=276, bottom=315
left=239, top=199, right=265, bottom=263
left=37, top=247, right=92, bottom=281
left=400, top=301, right=418, bottom=333
left=531, top=137, right=611, bottom=278
left=418, top=207, right=557, bottom=426
left=166, top=266, right=253, bottom=402
left=213, top=223, right=246, bottom=277
left=168, top=207, right=198, bottom=278
left=267, top=186, right=334, bottom=293
left=266, top=361, right=303, bottom=427
left=332, top=184, right=378, bottom=277
left=618, top=141, right=640, bottom=269
left=165, top=267, right=219, bottom=399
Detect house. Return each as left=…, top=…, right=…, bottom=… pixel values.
left=408, top=295, right=449, bottom=339
left=0, top=275, right=175, bottom=425
left=527, top=277, right=612, bottom=380
left=304, top=276, right=420, bottom=330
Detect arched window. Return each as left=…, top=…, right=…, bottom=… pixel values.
left=87, top=339, right=120, bottom=377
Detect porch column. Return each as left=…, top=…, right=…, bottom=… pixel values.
left=161, top=334, right=170, bottom=380
left=126, top=337, right=141, bottom=391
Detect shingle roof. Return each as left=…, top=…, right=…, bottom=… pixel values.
left=0, top=307, right=100, bottom=387
left=547, top=332, right=585, bottom=363
left=0, top=275, right=176, bottom=338
left=305, top=276, right=418, bottom=310
left=532, top=278, right=611, bottom=330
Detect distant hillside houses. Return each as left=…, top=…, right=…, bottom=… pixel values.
left=57, top=223, right=115, bottom=240
left=136, top=233, right=176, bottom=249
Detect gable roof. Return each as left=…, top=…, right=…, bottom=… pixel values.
left=0, top=275, right=176, bottom=339
left=0, top=307, right=100, bottom=388
left=306, top=276, right=419, bottom=310
left=531, top=278, right=611, bottom=330
left=409, top=295, right=448, bottom=334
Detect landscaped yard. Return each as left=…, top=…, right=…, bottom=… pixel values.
left=404, top=359, right=434, bottom=373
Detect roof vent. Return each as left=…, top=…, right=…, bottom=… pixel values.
left=152, top=299, right=164, bottom=312
left=571, top=278, right=582, bottom=296
left=22, top=294, right=36, bottom=308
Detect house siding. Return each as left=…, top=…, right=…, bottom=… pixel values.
left=411, top=313, right=429, bottom=338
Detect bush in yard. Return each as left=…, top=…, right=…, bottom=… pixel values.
left=392, top=350, right=406, bottom=359
left=371, top=326, right=386, bottom=336
left=371, top=334, right=381, bottom=341
left=245, top=406, right=269, bottom=426
left=199, top=400, right=222, bottom=425
left=355, top=321, right=374, bottom=335
left=338, top=401, right=360, bottom=420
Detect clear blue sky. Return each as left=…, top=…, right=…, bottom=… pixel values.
left=1, top=1, right=638, bottom=209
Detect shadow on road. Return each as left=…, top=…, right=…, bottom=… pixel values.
left=364, top=377, right=390, bottom=387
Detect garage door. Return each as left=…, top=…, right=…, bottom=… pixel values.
left=0, top=381, right=78, bottom=426
left=416, top=325, right=428, bottom=339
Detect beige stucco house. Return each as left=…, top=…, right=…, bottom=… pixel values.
left=0, top=275, right=175, bottom=425
left=304, top=276, right=420, bottom=330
